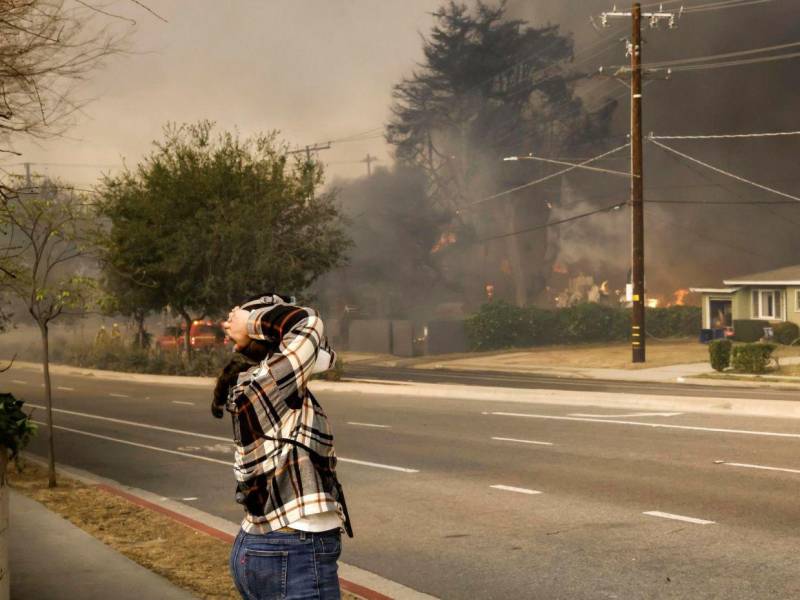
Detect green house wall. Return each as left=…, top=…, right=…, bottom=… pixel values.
left=699, top=287, right=800, bottom=329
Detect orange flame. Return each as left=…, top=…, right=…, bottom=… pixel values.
left=431, top=231, right=457, bottom=253
left=673, top=288, right=690, bottom=306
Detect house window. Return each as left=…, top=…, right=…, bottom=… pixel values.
left=751, top=289, right=784, bottom=320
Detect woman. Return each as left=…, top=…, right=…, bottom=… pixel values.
left=215, top=293, right=352, bottom=600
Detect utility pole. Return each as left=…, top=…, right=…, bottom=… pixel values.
left=361, top=153, right=379, bottom=177
left=286, top=142, right=332, bottom=162
left=24, top=162, right=31, bottom=189
left=600, top=2, right=680, bottom=363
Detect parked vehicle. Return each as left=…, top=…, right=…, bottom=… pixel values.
left=155, top=321, right=229, bottom=352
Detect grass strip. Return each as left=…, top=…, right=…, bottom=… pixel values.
left=9, top=459, right=361, bottom=600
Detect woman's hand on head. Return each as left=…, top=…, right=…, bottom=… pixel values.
left=223, top=307, right=251, bottom=350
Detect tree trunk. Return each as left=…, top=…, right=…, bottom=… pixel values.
left=39, top=323, right=56, bottom=488
left=0, top=449, right=8, bottom=600
left=179, top=310, right=193, bottom=362
left=504, top=201, right=528, bottom=307
left=135, top=311, right=147, bottom=348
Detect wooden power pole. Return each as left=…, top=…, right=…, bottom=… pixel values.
left=630, top=3, right=645, bottom=363
left=362, top=153, right=379, bottom=177
left=600, top=2, right=679, bottom=363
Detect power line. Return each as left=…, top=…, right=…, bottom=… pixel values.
left=460, top=143, right=630, bottom=212
left=479, top=201, right=626, bottom=242
left=650, top=129, right=800, bottom=140
left=682, top=0, right=779, bottom=13
left=648, top=138, right=800, bottom=203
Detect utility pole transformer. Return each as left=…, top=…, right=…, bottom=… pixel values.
left=600, top=2, right=680, bottom=363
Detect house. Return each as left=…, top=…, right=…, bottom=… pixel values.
left=691, top=265, right=800, bottom=334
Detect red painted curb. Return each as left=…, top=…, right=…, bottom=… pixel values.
left=95, top=484, right=393, bottom=600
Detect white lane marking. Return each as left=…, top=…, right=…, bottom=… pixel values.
left=569, top=412, right=683, bottom=418
left=109, top=393, right=130, bottom=398
left=643, top=511, right=715, bottom=525
left=30, top=421, right=230, bottom=465
left=486, top=412, right=800, bottom=440
left=11, top=379, right=27, bottom=385
left=347, top=421, right=391, bottom=429
left=171, top=400, right=194, bottom=406
left=182, top=497, right=198, bottom=501
left=722, top=462, right=800, bottom=475
left=27, top=403, right=229, bottom=442
left=27, top=403, right=414, bottom=474
left=490, top=485, right=542, bottom=495
left=338, top=458, right=419, bottom=473
left=491, top=437, right=553, bottom=446
left=56, top=386, right=75, bottom=392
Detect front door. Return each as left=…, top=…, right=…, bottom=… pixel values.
left=709, top=298, right=732, bottom=329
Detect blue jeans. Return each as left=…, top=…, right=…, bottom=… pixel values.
left=230, top=528, right=342, bottom=600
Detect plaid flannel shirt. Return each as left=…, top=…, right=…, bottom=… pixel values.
left=228, top=300, right=344, bottom=534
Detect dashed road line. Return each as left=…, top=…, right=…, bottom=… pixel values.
left=490, top=485, right=542, bottom=496
left=182, top=497, right=198, bottom=502
left=171, top=400, right=195, bottom=406
left=568, top=412, right=683, bottom=418
left=56, top=386, right=75, bottom=392
left=338, top=458, right=419, bottom=473
left=486, top=411, right=800, bottom=440
left=643, top=511, right=715, bottom=525
left=491, top=437, right=553, bottom=446
left=722, top=462, right=800, bottom=475
left=347, top=422, right=391, bottom=429
left=11, top=379, right=27, bottom=385
left=109, top=393, right=130, bottom=398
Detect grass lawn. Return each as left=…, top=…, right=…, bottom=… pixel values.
left=409, top=340, right=800, bottom=371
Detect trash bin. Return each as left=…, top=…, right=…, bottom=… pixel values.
left=699, top=329, right=713, bottom=344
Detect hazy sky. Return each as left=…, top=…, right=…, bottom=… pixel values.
left=10, top=1, right=444, bottom=185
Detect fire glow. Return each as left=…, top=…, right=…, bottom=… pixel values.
left=431, top=231, right=457, bottom=253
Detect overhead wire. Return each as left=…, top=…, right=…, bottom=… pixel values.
left=460, top=143, right=631, bottom=212
left=479, top=201, right=626, bottom=243
left=648, top=137, right=800, bottom=203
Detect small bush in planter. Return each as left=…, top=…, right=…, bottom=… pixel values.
left=731, top=343, right=777, bottom=374
left=709, top=339, right=732, bottom=372
left=773, top=322, right=800, bottom=346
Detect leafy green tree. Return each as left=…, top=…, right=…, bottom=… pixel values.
left=387, top=1, right=615, bottom=306
left=99, top=121, right=350, bottom=356
left=0, top=182, right=101, bottom=488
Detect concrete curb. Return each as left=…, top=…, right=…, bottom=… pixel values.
left=21, top=454, right=438, bottom=600
left=11, top=360, right=214, bottom=387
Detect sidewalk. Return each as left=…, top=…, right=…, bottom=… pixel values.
left=10, top=490, right=198, bottom=600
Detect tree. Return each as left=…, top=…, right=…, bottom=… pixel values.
left=99, top=122, right=351, bottom=357
left=0, top=0, right=134, bottom=152
left=0, top=181, right=100, bottom=488
left=387, top=1, right=615, bottom=307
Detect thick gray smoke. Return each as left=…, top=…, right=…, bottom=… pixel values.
left=507, top=0, right=800, bottom=301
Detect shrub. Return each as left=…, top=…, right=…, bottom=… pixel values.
left=647, top=306, right=702, bottom=338
left=732, top=319, right=767, bottom=342
left=558, top=303, right=628, bottom=344
left=708, top=339, right=732, bottom=372
left=1, top=393, right=36, bottom=460
left=465, top=301, right=533, bottom=351
left=731, top=342, right=777, bottom=374
left=773, top=322, right=800, bottom=346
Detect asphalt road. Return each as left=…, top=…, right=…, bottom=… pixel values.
left=6, top=366, right=800, bottom=599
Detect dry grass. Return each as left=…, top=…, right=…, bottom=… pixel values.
left=9, top=460, right=361, bottom=600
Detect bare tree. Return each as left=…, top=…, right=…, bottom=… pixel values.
left=0, top=0, right=137, bottom=150
left=0, top=181, right=100, bottom=487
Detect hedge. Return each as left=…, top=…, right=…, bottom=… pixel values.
left=708, top=339, right=732, bottom=372
left=773, top=322, right=800, bottom=346
left=465, top=302, right=701, bottom=351
left=731, top=342, right=777, bottom=374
